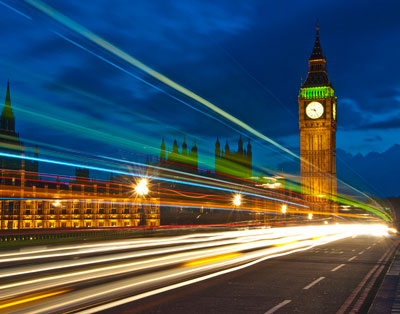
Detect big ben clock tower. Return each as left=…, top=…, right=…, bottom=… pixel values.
left=299, top=26, right=337, bottom=212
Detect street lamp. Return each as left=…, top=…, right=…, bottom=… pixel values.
left=308, top=213, right=313, bottom=220
left=281, top=204, right=287, bottom=214
left=233, top=194, right=241, bottom=207
left=135, top=178, right=149, bottom=196
left=135, top=178, right=149, bottom=226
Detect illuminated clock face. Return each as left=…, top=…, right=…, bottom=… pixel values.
left=306, top=102, right=324, bottom=119
left=333, top=104, right=336, bottom=120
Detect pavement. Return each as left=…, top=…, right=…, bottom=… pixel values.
left=369, top=241, right=400, bottom=314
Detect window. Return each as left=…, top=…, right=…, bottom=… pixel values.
left=99, top=208, right=105, bottom=214
left=74, top=209, right=79, bottom=214
left=111, top=208, right=117, bottom=214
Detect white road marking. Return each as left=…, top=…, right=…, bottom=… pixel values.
left=366, top=246, right=371, bottom=250
left=348, top=256, right=357, bottom=262
left=264, top=300, right=292, bottom=314
left=359, top=250, right=365, bottom=255
left=331, top=264, right=346, bottom=272
left=303, top=276, right=325, bottom=290
left=352, top=249, right=356, bottom=252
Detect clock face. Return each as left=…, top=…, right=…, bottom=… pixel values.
left=306, top=101, right=324, bottom=119
left=333, top=104, right=336, bottom=120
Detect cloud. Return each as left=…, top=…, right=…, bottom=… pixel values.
left=364, top=135, right=383, bottom=142
left=359, top=115, right=400, bottom=130
left=337, top=144, right=400, bottom=197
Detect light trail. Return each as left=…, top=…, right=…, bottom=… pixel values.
left=0, top=152, right=309, bottom=209
left=1, top=0, right=388, bottom=221
left=24, top=0, right=298, bottom=161
left=0, top=224, right=390, bottom=314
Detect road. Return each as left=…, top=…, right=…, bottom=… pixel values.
left=117, top=235, right=396, bottom=314
left=0, top=224, right=396, bottom=314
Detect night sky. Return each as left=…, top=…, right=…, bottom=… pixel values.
left=0, top=0, right=399, bottom=197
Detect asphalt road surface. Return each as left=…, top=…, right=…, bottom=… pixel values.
left=0, top=224, right=396, bottom=314
left=106, top=235, right=396, bottom=314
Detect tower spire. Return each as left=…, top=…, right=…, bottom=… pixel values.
left=309, top=21, right=324, bottom=61
left=1, top=80, right=15, bottom=132
left=302, top=24, right=331, bottom=87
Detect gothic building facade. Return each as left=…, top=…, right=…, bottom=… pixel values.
left=299, top=26, right=337, bottom=212
left=0, top=82, right=160, bottom=229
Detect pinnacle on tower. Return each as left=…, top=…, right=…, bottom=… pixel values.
left=1, top=80, right=15, bottom=131
left=302, top=24, right=331, bottom=88
left=309, top=21, right=324, bottom=60
left=160, top=138, right=166, bottom=161
left=238, top=135, right=243, bottom=154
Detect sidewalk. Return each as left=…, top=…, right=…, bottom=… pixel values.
left=369, top=243, right=400, bottom=313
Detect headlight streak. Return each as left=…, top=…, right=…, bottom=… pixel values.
left=0, top=228, right=324, bottom=280
left=0, top=224, right=389, bottom=313
left=0, top=232, right=326, bottom=296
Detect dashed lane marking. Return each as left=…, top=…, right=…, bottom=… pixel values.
left=359, top=250, right=365, bottom=255
left=264, top=300, right=292, bottom=314
left=303, top=276, right=325, bottom=290
left=348, top=256, right=357, bottom=262
left=331, top=264, right=346, bottom=272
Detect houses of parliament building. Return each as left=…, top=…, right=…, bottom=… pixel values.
left=0, top=82, right=254, bottom=230
left=0, top=82, right=161, bottom=230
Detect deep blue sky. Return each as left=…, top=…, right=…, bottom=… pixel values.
left=1, top=0, right=399, bottom=196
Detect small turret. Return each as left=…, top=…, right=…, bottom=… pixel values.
left=225, top=140, right=230, bottom=155
left=182, top=137, right=188, bottom=156
left=247, top=139, right=252, bottom=157
left=238, top=135, right=243, bottom=154
left=215, top=137, right=220, bottom=158
left=160, top=138, right=166, bottom=161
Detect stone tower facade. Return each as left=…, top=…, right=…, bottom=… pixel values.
left=299, top=27, right=337, bottom=212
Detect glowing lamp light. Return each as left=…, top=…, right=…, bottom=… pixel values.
left=52, top=200, right=61, bottom=208
left=308, top=213, right=313, bottom=220
left=281, top=204, right=287, bottom=214
left=135, top=178, right=149, bottom=196
left=233, top=194, right=241, bottom=207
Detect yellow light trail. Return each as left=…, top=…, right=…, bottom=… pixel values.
left=184, top=253, right=242, bottom=267
left=0, top=289, right=68, bottom=310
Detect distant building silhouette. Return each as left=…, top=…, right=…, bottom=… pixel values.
left=156, top=138, right=198, bottom=174
left=215, top=136, right=252, bottom=181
